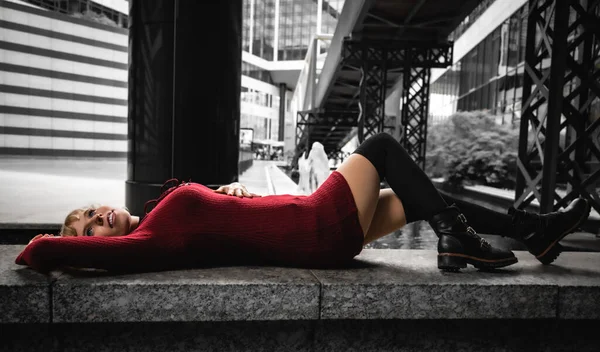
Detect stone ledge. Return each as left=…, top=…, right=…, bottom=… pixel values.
left=0, top=246, right=51, bottom=323
left=2, top=246, right=600, bottom=323
left=314, top=250, right=600, bottom=320
left=52, top=266, right=320, bottom=323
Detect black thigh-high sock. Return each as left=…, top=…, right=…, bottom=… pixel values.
left=438, top=191, right=515, bottom=237
left=352, top=132, right=448, bottom=223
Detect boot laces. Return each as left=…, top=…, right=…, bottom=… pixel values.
left=457, top=213, right=491, bottom=251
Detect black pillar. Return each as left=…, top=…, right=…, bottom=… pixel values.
left=539, top=0, right=569, bottom=213
left=278, top=83, right=286, bottom=141
left=126, top=0, right=242, bottom=216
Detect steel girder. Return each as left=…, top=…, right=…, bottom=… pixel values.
left=293, top=39, right=451, bottom=167
left=294, top=109, right=359, bottom=167
left=402, top=66, right=431, bottom=169
left=341, top=39, right=452, bottom=166
left=515, top=0, right=600, bottom=213
left=358, top=47, right=388, bottom=143
left=342, top=39, right=454, bottom=70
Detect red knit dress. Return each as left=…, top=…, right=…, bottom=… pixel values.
left=15, top=171, right=365, bottom=273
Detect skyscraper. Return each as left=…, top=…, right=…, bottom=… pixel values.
left=243, top=0, right=344, bottom=61
left=240, top=0, right=344, bottom=146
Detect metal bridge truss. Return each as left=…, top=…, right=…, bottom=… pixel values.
left=340, top=39, right=452, bottom=168
left=401, top=66, right=432, bottom=168
left=515, top=0, right=600, bottom=213
left=295, top=109, right=359, bottom=163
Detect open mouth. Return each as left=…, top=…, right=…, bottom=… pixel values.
left=108, top=211, right=115, bottom=228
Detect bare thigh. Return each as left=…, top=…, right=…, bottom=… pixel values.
left=364, top=189, right=407, bottom=245
left=336, top=153, right=381, bottom=236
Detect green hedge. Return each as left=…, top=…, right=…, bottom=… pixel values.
left=426, top=111, right=519, bottom=189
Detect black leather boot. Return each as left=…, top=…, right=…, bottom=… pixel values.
left=429, top=205, right=518, bottom=271
left=508, top=197, right=590, bottom=265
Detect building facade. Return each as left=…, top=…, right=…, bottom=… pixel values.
left=243, top=0, right=344, bottom=62
left=0, top=0, right=129, bottom=158
left=429, top=0, right=529, bottom=125
left=429, top=0, right=599, bottom=128
left=0, top=0, right=343, bottom=158
left=240, top=0, right=344, bottom=146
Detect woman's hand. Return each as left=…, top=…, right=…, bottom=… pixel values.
left=214, top=182, right=261, bottom=198
left=28, top=234, right=55, bottom=245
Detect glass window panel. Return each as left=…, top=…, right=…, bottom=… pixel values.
left=477, top=42, right=485, bottom=88
left=499, top=21, right=509, bottom=76
left=497, top=75, right=506, bottom=112
left=469, top=47, right=478, bottom=91
left=454, top=61, right=461, bottom=98
left=507, top=13, right=520, bottom=69
left=457, top=96, right=465, bottom=111
left=482, top=82, right=491, bottom=110
left=519, top=6, right=528, bottom=64
left=474, top=87, right=483, bottom=110
left=489, top=80, right=498, bottom=114
left=483, top=33, right=493, bottom=83
left=491, top=27, right=501, bottom=78
left=459, top=58, right=468, bottom=97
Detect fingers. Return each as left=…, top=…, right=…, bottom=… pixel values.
left=228, top=187, right=245, bottom=197
left=214, top=186, right=227, bottom=194
left=214, top=185, right=258, bottom=198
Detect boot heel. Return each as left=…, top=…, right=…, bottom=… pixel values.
left=538, top=243, right=563, bottom=265
left=438, top=254, right=467, bottom=271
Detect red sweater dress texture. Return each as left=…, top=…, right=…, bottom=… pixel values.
left=15, top=171, right=365, bottom=273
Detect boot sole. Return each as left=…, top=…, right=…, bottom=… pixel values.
left=535, top=201, right=592, bottom=265
left=438, top=253, right=518, bottom=272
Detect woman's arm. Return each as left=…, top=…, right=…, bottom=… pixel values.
left=15, top=234, right=157, bottom=274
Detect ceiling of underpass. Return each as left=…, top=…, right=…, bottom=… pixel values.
left=360, top=0, right=480, bottom=41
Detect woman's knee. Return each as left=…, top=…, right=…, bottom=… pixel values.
left=356, top=133, right=400, bottom=154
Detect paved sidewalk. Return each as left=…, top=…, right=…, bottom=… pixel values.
left=0, top=158, right=277, bottom=224
left=237, top=160, right=272, bottom=196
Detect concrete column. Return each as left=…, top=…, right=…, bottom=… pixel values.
left=126, top=0, right=242, bottom=216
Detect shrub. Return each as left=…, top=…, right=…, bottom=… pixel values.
left=426, top=111, right=519, bottom=189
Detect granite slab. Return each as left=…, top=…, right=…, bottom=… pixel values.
left=539, top=252, right=600, bottom=319
left=0, top=245, right=51, bottom=323
left=312, top=249, right=562, bottom=320
left=51, top=266, right=321, bottom=323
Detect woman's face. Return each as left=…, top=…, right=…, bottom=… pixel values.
left=71, top=205, right=133, bottom=237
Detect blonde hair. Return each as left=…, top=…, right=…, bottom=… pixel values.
left=60, top=204, right=100, bottom=237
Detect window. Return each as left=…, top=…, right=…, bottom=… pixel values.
left=428, top=3, right=528, bottom=119
left=24, top=0, right=128, bottom=28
